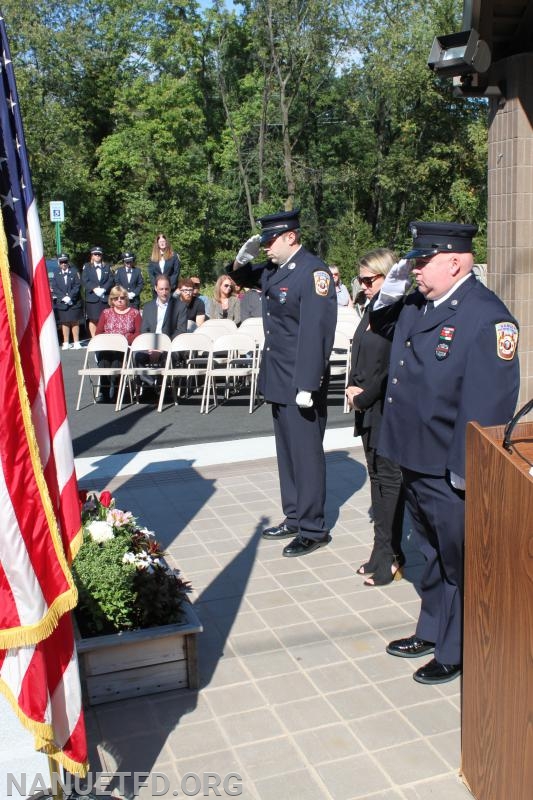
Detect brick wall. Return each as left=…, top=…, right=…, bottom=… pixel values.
left=488, top=53, right=533, bottom=407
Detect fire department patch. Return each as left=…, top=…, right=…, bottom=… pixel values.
left=314, top=270, right=330, bottom=297
left=495, top=321, right=518, bottom=361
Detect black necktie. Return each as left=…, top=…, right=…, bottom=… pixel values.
left=426, top=300, right=434, bottom=313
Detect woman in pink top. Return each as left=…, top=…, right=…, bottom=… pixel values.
left=94, top=285, right=142, bottom=402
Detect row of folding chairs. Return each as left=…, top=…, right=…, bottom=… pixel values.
left=76, top=326, right=264, bottom=414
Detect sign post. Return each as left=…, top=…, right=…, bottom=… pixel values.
left=49, top=201, right=65, bottom=256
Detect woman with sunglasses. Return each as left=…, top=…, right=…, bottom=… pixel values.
left=345, top=248, right=404, bottom=585
left=94, top=285, right=142, bottom=402
left=210, top=275, right=241, bottom=324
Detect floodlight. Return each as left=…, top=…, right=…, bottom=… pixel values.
left=428, top=29, right=491, bottom=77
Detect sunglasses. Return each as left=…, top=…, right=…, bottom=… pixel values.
left=222, top=283, right=233, bottom=288
left=358, top=275, right=381, bottom=287
left=112, top=296, right=128, bottom=301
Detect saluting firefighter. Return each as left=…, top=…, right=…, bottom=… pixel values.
left=370, top=221, right=519, bottom=685
left=230, top=210, right=337, bottom=558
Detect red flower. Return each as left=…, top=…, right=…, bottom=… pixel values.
left=99, top=491, right=113, bottom=508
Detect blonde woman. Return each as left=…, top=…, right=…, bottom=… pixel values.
left=94, top=285, right=142, bottom=402
left=345, top=248, right=404, bottom=586
left=210, top=275, right=241, bottom=324
left=147, top=233, right=180, bottom=294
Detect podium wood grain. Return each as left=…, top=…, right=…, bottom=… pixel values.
left=462, top=421, right=533, bottom=799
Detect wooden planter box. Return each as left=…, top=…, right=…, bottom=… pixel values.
left=75, top=601, right=203, bottom=706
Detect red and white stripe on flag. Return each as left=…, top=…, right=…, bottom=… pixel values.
left=0, top=15, right=87, bottom=775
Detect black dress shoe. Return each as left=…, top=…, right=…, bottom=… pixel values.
left=262, top=522, right=298, bottom=540
left=413, top=658, right=462, bottom=685
left=386, top=635, right=435, bottom=659
left=282, top=534, right=331, bottom=558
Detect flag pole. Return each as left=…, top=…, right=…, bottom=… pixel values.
left=47, top=756, right=63, bottom=800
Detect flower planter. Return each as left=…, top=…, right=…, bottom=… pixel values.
left=75, top=601, right=203, bottom=706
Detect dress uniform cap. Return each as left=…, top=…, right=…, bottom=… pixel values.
left=405, top=221, right=478, bottom=259
left=90, top=246, right=103, bottom=255
left=256, top=209, right=300, bottom=245
left=122, top=251, right=135, bottom=262
left=57, top=253, right=69, bottom=263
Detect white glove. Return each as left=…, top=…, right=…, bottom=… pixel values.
left=128, top=291, right=135, bottom=300
left=93, top=287, right=105, bottom=297
left=236, top=234, right=261, bottom=265
left=296, top=390, right=313, bottom=408
left=373, top=258, right=411, bottom=309
left=61, top=296, right=72, bottom=305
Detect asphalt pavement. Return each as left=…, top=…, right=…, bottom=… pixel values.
left=62, top=346, right=353, bottom=459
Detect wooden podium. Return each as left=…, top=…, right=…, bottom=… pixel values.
left=461, top=420, right=533, bottom=800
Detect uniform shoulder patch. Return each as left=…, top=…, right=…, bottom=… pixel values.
left=495, top=321, right=518, bottom=360
left=313, top=270, right=330, bottom=297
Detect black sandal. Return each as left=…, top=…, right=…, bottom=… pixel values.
left=363, top=562, right=402, bottom=586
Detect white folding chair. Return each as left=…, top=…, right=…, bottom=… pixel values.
left=329, top=330, right=352, bottom=413
left=157, top=333, right=213, bottom=412
left=76, top=333, right=129, bottom=411
left=117, top=332, right=172, bottom=410
left=336, top=318, right=358, bottom=341
left=197, top=319, right=238, bottom=338
left=201, top=333, right=259, bottom=414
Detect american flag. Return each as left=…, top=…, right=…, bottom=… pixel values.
left=0, top=13, right=87, bottom=775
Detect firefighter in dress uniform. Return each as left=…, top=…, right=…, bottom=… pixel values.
left=230, top=210, right=337, bottom=558
left=370, top=221, right=519, bottom=685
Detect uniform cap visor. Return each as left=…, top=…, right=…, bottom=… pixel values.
left=404, top=247, right=440, bottom=259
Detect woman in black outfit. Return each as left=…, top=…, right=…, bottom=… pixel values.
left=147, top=233, right=180, bottom=295
left=345, top=248, right=404, bottom=586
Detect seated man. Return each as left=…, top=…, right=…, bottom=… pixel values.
left=190, top=276, right=210, bottom=318
left=135, top=274, right=187, bottom=385
left=239, top=286, right=262, bottom=320
left=176, top=277, right=206, bottom=331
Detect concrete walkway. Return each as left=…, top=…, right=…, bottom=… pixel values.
left=75, top=440, right=473, bottom=800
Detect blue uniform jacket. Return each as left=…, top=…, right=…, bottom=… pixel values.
left=370, top=274, right=520, bottom=478
left=115, top=266, right=144, bottom=308
left=231, top=246, right=337, bottom=405
left=51, top=268, right=82, bottom=311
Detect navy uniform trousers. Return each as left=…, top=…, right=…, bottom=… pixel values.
left=402, top=469, right=465, bottom=665
left=272, top=380, right=329, bottom=540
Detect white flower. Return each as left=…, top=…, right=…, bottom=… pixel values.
left=139, top=527, right=155, bottom=539
left=106, top=509, right=134, bottom=528
left=122, top=552, right=136, bottom=564
left=87, top=520, right=114, bottom=543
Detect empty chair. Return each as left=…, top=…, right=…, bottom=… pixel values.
left=197, top=318, right=238, bottom=338
left=76, top=333, right=129, bottom=411
left=336, top=318, right=358, bottom=341
left=157, top=333, right=213, bottom=412
left=329, top=330, right=352, bottom=413
left=201, top=332, right=259, bottom=414
left=117, top=332, right=172, bottom=410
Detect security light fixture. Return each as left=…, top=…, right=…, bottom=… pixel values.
left=428, top=29, right=491, bottom=77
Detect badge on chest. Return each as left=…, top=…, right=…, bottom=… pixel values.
left=435, top=326, right=455, bottom=360
left=279, top=287, right=288, bottom=304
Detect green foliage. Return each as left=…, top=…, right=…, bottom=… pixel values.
left=2, top=0, right=485, bottom=275
left=73, top=491, right=191, bottom=637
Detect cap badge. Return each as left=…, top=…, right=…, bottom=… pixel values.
left=495, top=321, right=518, bottom=361
left=314, top=270, right=330, bottom=297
